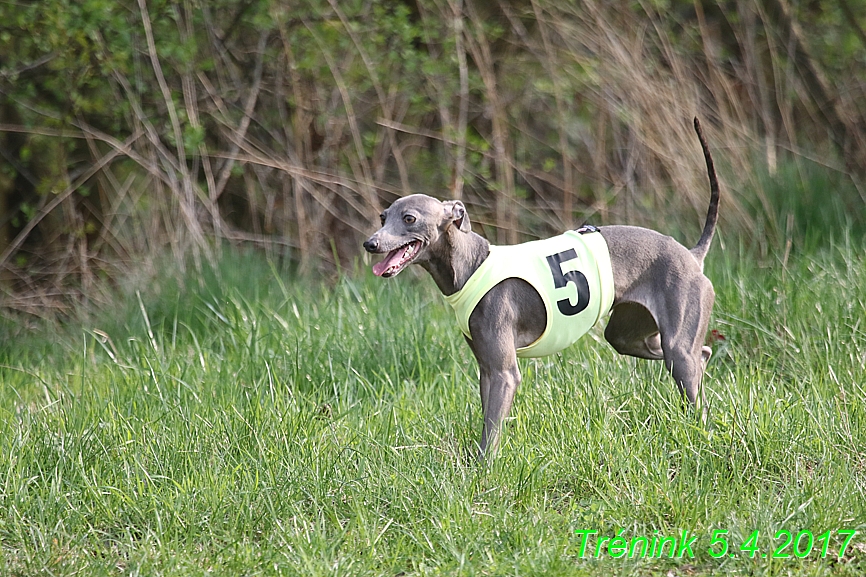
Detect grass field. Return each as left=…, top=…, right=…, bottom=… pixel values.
left=1, top=233, right=865, bottom=575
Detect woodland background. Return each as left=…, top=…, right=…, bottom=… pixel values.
left=1, top=0, right=865, bottom=316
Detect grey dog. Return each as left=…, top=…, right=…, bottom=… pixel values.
left=364, top=118, right=719, bottom=457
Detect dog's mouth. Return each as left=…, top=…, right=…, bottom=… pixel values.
left=372, top=240, right=423, bottom=277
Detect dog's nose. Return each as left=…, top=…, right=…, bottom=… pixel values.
left=363, top=238, right=379, bottom=252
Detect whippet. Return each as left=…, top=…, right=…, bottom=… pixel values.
left=363, top=118, right=719, bottom=457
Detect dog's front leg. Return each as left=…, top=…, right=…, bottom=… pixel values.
left=466, top=326, right=521, bottom=460
left=477, top=361, right=520, bottom=459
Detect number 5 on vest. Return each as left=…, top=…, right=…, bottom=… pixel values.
left=545, top=249, right=591, bottom=317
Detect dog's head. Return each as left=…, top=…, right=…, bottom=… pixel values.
left=362, top=194, right=471, bottom=277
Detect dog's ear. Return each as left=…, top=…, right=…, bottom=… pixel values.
left=442, top=200, right=471, bottom=232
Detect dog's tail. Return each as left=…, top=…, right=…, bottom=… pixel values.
left=690, top=117, right=720, bottom=265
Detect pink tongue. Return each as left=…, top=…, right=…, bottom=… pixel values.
left=372, top=248, right=404, bottom=276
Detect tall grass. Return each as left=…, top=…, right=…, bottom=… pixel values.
left=1, top=235, right=864, bottom=575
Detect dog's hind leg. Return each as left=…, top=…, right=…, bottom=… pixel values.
left=604, top=302, right=665, bottom=360
left=658, top=278, right=715, bottom=406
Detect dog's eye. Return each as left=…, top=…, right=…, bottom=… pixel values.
left=403, top=214, right=416, bottom=224
left=379, top=213, right=386, bottom=225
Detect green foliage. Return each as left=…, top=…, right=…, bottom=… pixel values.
left=1, top=0, right=866, bottom=310
left=797, top=1, right=866, bottom=70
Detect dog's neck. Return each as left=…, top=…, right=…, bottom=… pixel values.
left=420, top=226, right=490, bottom=296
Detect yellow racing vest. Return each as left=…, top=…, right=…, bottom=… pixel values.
left=444, top=229, right=615, bottom=358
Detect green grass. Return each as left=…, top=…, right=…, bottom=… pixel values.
left=1, top=238, right=865, bottom=576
